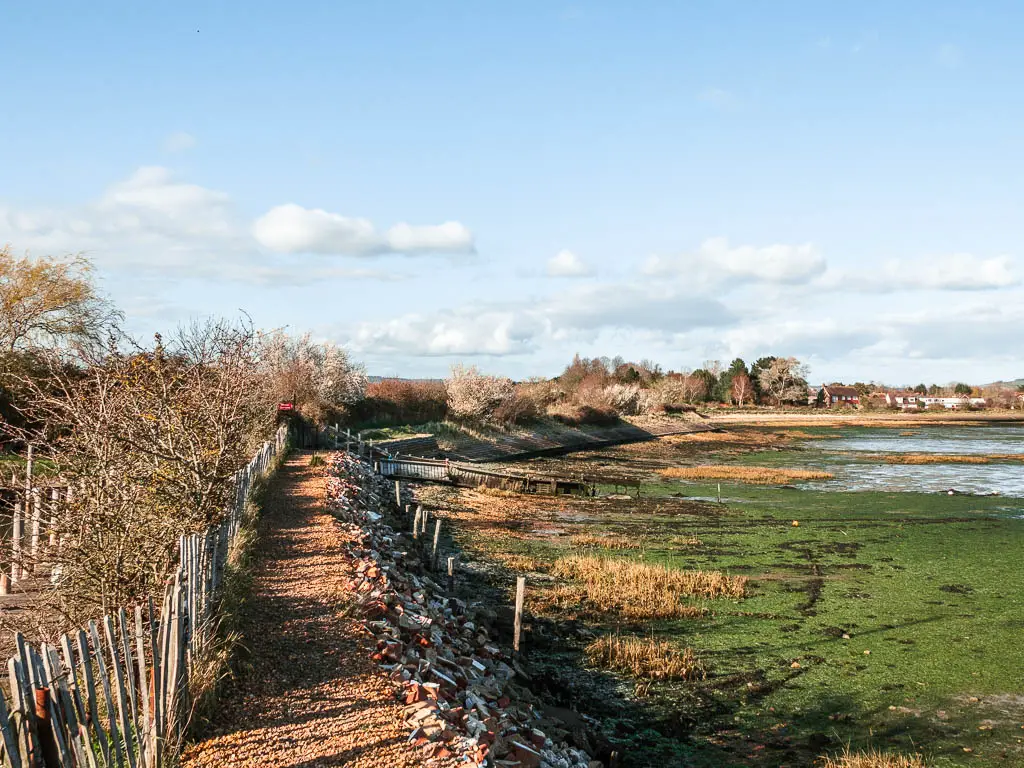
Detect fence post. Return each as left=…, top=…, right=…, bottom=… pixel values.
left=447, top=557, right=455, bottom=593
left=394, top=480, right=402, bottom=508
left=431, top=519, right=441, bottom=570
left=513, top=577, right=526, bottom=654
left=412, top=508, right=422, bottom=541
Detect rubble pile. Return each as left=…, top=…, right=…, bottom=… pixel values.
left=325, top=451, right=599, bottom=768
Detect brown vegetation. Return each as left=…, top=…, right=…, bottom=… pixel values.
left=549, top=554, right=745, bottom=619
left=659, top=465, right=834, bottom=484
left=818, top=747, right=927, bottom=768
left=356, top=378, right=447, bottom=425
left=882, top=453, right=1022, bottom=464
left=586, top=634, right=706, bottom=680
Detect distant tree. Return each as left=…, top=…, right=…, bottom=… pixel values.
left=853, top=382, right=871, bottom=397
left=730, top=373, right=752, bottom=407
left=446, top=364, right=514, bottom=422
left=953, top=382, right=972, bottom=396
left=691, top=369, right=718, bottom=402
left=927, top=384, right=943, bottom=396
left=749, top=356, right=777, bottom=403
left=0, top=247, right=119, bottom=354
left=756, top=357, right=810, bottom=406
left=913, top=383, right=928, bottom=394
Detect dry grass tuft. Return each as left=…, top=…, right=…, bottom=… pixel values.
left=883, top=453, right=1022, bottom=465
left=475, top=484, right=522, bottom=497
left=659, top=465, right=833, bottom=484
left=570, top=533, right=639, bottom=550
left=586, top=635, right=706, bottom=680
left=818, top=746, right=927, bottom=768
left=550, top=554, right=745, bottom=619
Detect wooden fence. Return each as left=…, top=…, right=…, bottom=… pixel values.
left=0, top=425, right=288, bottom=767
left=377, top=456, right=595, bottom=496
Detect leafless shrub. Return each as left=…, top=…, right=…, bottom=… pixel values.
left=10, top=319, right=276, bottom=620
left=445, top=364, right=514, bottom=422
left=357, top=378, right=447, bottom=425
left=257, top=330, right=366, bottom=425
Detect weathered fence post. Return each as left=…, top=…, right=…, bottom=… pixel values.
left=447, top=557, right=455, bottom=593
left=513, top=576, right=526, bottom=654
left=394, top=480, right=402, bottom=508
left=431, top=519, right=441, bottom=569
left=11, top=501, right=22, bottom=584
left=412, top=508, right=422, bottom=541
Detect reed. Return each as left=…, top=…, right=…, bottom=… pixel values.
left=550, top=554, right=745, bottom=619
left=818, top=747, right=927, bottom=768
left=659, top=465, right=833, bottom=484
left=586, top=634, right=705, bottom=680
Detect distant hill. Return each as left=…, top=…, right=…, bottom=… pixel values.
left=985, top=378, right=1024, bottom=388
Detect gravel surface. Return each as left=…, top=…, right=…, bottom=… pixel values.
left=181, top=452, right=424, bottom=768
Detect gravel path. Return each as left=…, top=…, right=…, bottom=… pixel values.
left=182, top=452, right=423, bottom=768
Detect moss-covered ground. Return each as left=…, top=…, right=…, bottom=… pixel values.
left=427, top=426, right=1024, bottom=767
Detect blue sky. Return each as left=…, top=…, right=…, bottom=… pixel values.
left=2, top=2, right=1022, bottom=385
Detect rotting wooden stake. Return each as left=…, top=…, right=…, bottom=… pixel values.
left=412, top=508, right=422, bottom=541
left=513, top=576, right=526, bottom=654
left=447, top=556, right=455, bottom=593
left=431, top=519, right=441, bottom=569
left=395, top=480, right=402, bottom=507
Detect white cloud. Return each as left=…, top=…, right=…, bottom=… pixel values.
left=824, top=253, right=1018, bottom=292
left=546, top=249, right=592, bottom=277
left=163, top=132, right=197, bottom=152
left=252, top=203, right=474, bottom=256
left=344, top=279, right=735, bottom=357
left=644, top=237, right=826, bottom=286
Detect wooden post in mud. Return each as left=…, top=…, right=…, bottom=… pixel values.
left=717, top=483, right=722, bottom=504
left=431, top=519, right=442, bottom=569
left=11, top=501, right=22, bottom=584
left=421, top=508, right=430, bottom=536
left=513, top=576, right=526, bottom=654
left=394, top=480, right=402, bottom=508
left=447, top=556, right=455, bottom=592
left=412, top=508, right=422, bottom=541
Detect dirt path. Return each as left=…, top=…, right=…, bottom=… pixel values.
left=182, top=453, right=422, bottom=768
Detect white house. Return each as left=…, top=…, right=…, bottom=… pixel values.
left=886, top=392, right=986, bottom=410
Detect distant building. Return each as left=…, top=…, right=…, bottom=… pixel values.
left=886, top=391, right=922, bottom=409
left=820, top=385, right=860, bottom=408
left=886, top=392, right=986, bottom=410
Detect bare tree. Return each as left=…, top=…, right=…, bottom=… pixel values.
left=756, top=357, right=810, bottom=406
left=0, top=247, right=119, bottom=354
left=731, top=373, right=752, bottom=407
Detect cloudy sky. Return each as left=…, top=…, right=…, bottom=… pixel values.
left=2, top=2, right=1022, bottom=385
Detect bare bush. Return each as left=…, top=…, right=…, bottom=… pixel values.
left=356, top=378, right=447, bottom=425
left=257, top=330, right=366, bottom=425
left=445, top=364, right=514, bottom=422
left=11, top=320, right=276, bottom=619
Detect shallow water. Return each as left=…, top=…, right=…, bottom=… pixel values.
left=822, top=425, right=1024, bottom=456
left=809, top=426, right=1024, bottom=496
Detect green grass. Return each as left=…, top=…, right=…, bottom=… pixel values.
left=462, top=428, right=1024, bottom=767
left=588, top=427, right=1024, bottom=767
